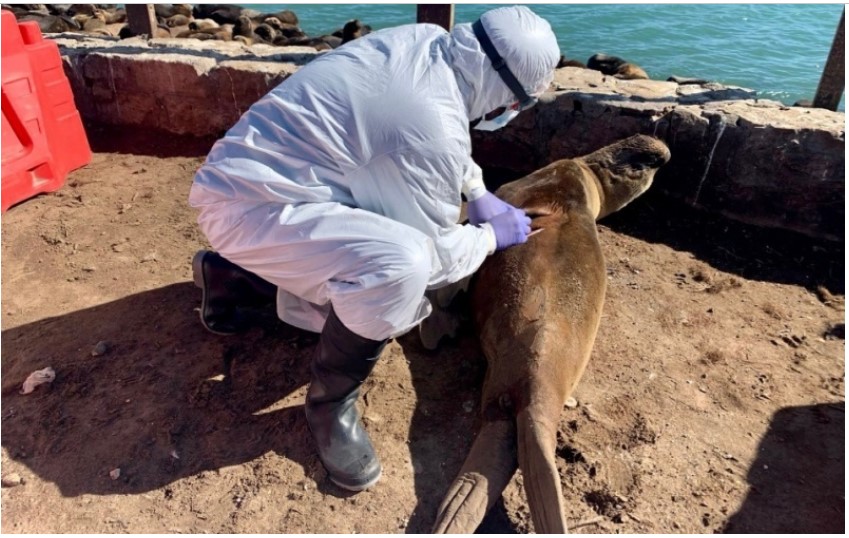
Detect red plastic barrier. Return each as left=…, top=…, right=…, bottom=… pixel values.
left=1, top=9, right=91, bottom=212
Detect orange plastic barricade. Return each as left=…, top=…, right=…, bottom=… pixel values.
left=1, top=9, right=91, bottom=212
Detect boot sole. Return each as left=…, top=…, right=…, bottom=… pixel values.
left=329, top=466, right=382, bottom=492
left=191, top=250, right=237, bottom=336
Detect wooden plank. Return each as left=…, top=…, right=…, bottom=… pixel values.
left=417, top=4, right=455, bottom=31
left=813, top=9, right=844, bottom=111
left=125, top=4, right=157, bottom=38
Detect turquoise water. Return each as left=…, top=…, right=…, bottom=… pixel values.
left=244, top=3, right=845, bottom=110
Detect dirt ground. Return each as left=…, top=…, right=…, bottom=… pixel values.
left=1, top=125, right=844, bottom=534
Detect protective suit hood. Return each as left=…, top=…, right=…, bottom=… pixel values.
left=447, top=5, right=561, bottom=122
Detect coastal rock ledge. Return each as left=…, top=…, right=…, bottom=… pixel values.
left=55, top=35, right=844, bottom=241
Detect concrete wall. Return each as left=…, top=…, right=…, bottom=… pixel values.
left=55, top=34, right=845, bottom=242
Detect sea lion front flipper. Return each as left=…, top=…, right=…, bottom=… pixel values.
left=432, top=420, right=517, bottom=533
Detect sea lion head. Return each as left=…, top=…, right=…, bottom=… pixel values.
left=581, top=134, right=670, bottom=218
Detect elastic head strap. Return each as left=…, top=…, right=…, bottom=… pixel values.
left=472, top=19, right=536, bottom=110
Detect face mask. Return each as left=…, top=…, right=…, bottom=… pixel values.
left=473, top=107, right=520, bottom=131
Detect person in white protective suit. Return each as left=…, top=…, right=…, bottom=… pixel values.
left=189, top=5, right=560, bottom=492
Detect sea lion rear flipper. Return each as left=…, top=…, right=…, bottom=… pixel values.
left=517, top=406, right=568, bottom=533
left=432, top=420, right=517, bottom=533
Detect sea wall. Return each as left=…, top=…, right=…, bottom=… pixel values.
left=55, top=34, right=845, bottom=241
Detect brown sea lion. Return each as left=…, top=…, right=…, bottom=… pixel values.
left=165, top=14, right=191, bottom=28
left=18, top=12, right=76, bottom=33
left=432, top=135, right=671, bottom=533
left=263, top=9, right=298, bottom=26
left=556, top=54, right=586, bottom=69
left=232, top=14, right=255, bottom=44
left=588, top=52, right=649, bottom=80
left=189, top=19, right=219, bottom=32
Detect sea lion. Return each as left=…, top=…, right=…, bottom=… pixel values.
left=263, top=9, right=298, bottom=26
left=432, top=134, right=671, bottom=534
left=165, top=14, right=191, bottom=28
left=253, top=22, right=277, bottom=43
left=189, top=19, right=219, bottom=32
left=18, top=12, right=76, bottom=33
left=153, top=3, right=191, bottom=20
left=556, top=54, right=587, bottom=69
left=339, top=19, right=371, bottom=44
left=587, top=52, right=649, bottom=80
left=232, top=14, right=255, bottom=44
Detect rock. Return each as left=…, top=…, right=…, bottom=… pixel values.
left=564, top=397, right=579, bottom=408
left=1, top=473, right=24, bottom=487
left=92, top=340, right=111, bottom=356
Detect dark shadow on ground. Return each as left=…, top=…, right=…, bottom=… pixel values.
left=601, top=188, right=845, bottom=294
left=86, top=123, right=217, bottom=158
left=722, top=402, right=845, bottom=533
left=0, top=283, right=331, bottom=497
left=398, top=285, right=522, bottom=534
left=483, top=165, right=843, bottom=295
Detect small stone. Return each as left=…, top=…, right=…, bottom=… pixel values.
left=564, top=397, right=578, bottom=409
left=1, top=473, right=23, bottom=487
left=462, top=401, right=474, bottom=413
left=109, top=468, right=121, bottom=480
left=92, top=341, right=111, bottom=356
left=141, top=253, right=158, bottom=262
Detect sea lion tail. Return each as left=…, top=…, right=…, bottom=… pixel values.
left=432, top=420, right=517, bottom=533
left=517, top=404, right=569, bottom=533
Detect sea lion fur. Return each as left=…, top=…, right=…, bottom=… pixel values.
left=433, top=135, right=671, bottom=533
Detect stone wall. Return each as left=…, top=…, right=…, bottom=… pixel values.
left=55, top=35, right=845, bottom=241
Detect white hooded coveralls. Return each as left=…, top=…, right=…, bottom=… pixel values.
left=189, top=6, right=560, bottom=341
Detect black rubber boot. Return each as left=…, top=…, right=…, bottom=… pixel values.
left=306, top=308, right=387, bottom=491
left=191, top=250, right=277, bottom=335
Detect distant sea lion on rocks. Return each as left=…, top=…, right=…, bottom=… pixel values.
left=588, top=52, right=650, bottom=80
left=556, top=54, right=587, bottom=69
left=154, top=3, right=191, bottom=20
left=432, top=135, right=671, bottom=533
left=338, top=19, right=371, bottom=44
left=262, top=9, right=298, bottom=26
left=165, top=14, right=191, bottom=28
left=232, top=14, right=255, bottom=44
left=17, top=12, right=76, bottom=33
left=189, top=18, right=219, bottom=32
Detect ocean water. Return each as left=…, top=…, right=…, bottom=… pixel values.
left=244, top=3, right=845, bottom=110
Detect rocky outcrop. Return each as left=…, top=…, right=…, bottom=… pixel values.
left=53, top=36, right=844, bottom=241
left=57, top=35, right=320, bottom=136
left=475, top=68, right=845, bottom=242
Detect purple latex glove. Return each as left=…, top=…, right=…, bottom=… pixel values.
left=467, top=191, right=514, bottom=225
left=487, top=207, right=532, bottom=251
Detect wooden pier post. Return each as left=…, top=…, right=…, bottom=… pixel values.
left=125, top=4, right=157, bottom=38
left=813, top=9, right=844, bottom=111
left=417, top=4, right=455, bottom=31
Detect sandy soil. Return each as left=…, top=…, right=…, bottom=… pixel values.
left=1, top=126, right=844, bottom=534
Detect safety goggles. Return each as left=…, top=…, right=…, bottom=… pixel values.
left=472, top=19, right=537, bottom=112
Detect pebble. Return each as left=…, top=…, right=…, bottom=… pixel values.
left=1, top=473, right=23, bottom=488
left=564, top=397, right=578, bottom=409
left=462, top=401, right=474, bottom=413
left=109, top=468, right=121, bottom=480
left=92, top=341, right=112, bottom=356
